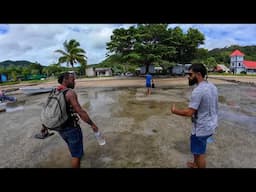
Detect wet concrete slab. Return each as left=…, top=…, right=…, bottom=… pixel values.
left=1, top=84, right=256, bottom=168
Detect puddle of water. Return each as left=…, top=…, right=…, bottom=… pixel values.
left=218, top=84, right=256, bottom=132
left=6, top=106, right=24, bottom=113
left=0, top=100, right=26, bottom=113
left=83, top=85, right=256, bottom=133
left=90, top=88, right=188, bottom=122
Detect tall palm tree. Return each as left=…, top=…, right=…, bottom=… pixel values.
left=55, top=39, right=87, bottom=70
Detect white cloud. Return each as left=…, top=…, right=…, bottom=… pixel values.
left=1, top=24, right=256, bottom=66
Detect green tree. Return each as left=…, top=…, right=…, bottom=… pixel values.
left=47, top=64, right=63, bottom=77
left=106, top=24, right=205, bottom=73
left=204, top=57, right=217, bottom=71
left=55, top=39, right=87, bottom=70
left=192, top=48, right=208, bottom=63
left=107, top=24, right=173, bottom=73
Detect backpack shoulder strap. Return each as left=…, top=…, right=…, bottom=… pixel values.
left=62, top=88, right=70, bottom=94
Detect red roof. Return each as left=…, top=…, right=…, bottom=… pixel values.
left=230, top=49, right=245, bottom=56
left=243, top=60, right=256, bottom=69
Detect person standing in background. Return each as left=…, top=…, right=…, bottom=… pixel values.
left=145, top=73, right=153, bottom=96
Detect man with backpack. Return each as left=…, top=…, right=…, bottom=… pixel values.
left=36, top=72, right=103, bottom=168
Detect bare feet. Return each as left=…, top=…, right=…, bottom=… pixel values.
left=187, top=161, right=198, bottom=168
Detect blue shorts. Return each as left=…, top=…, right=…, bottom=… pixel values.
left=190, top=134, right=212, bottom=155
left=58, top=126, right=84, bottom=158
left=146, top=83, right=151, bottom=88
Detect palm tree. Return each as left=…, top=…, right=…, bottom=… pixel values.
left=55, top=39, right=87, bottom=71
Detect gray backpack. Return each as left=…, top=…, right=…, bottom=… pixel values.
left=40, top=88, right=70, bottom=130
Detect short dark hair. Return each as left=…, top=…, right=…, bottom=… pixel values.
left=57, top=72, right=73, bottom=84
left=188, top=63, right=207, bottom=78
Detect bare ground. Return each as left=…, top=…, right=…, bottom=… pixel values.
left=1, top=75, right=256, bottom=168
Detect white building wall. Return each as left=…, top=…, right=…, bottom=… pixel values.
left=86, top=68, right=95, bottom=77
left=140, top=64, right=155, bottom=74
left=230, top=55, right=245, bottom=74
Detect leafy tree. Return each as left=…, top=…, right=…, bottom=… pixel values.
left=174, top=28, right=205, bottom=63
left=192, top=48, right=208, bottom=63
left=6, top=67, right=19, bottom=81
left=29, top=62, right=43, bottom=75
left=106, top=24, right=205, bottom=73
left=107, top=24, right=172, bottom=73
left=46, top=64, right=63, bottom=77
left=133, top=24, right=170, bottom=72
left=55, top=39, right=87, bottom=70
left=22, top=68, right=31, bottom=78
left=204, top=57, right=217, bottom=70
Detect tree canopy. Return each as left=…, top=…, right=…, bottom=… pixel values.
left=106, top=24, right=205, bottom=73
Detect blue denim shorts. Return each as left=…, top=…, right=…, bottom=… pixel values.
left=58, top=126, right=84, bottom=158
left=190, top=134, right=212, bottom=155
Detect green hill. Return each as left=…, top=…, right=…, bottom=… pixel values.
left=0, top=60, right=34, bottom=68
left=208, top=45, right=256, bottom=63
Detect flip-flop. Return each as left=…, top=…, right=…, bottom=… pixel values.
left=34, top=132, right=54, bottom=139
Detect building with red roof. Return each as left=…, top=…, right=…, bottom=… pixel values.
left=230, top=49, right=256, bottom=74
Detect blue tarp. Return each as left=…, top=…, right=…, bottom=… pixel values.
left=0, top=74, right=7, bottom=82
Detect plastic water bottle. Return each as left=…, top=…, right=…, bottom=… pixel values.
left=207, top=135, right=214, bottom=144
left=94, top=131, right=106, bottom=146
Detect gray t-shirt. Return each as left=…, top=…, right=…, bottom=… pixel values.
left=189, top=81, right=218, bottom=136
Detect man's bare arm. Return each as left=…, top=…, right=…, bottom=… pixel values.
left=66, top=90, right=98, bottom=132
left=171, top=104, right=196, bottom=117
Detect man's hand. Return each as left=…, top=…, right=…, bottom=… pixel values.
left=91, top=124, right=99, bottom=133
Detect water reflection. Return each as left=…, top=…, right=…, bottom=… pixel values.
left=4, top=100, right=25, bottom=113
left=84, top=84, right=256, bottom=133
left=218, top=84, right=256, bottom=132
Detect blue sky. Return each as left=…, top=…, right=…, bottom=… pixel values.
left=1, top=24, right=256, bottom=66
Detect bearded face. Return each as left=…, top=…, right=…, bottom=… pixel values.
left=66, top=74, right=75, bottom=89
left=188, top=72, right=198, bottom=86
left=67, top=82, right=75, bottom=89
left=188, top=76, right=198, bottom=86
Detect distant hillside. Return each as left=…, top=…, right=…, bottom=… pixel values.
left=0, top=60, right=35, bottom=68
left=208, top=45, right=256, bottom=63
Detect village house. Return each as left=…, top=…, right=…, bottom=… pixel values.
left=86, top=67, right=112, bottom=77
left=137, top=64, right=163, bottom=75
left=230, top=49, right=256, bottom=74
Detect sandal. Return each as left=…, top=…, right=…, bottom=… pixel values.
left=34, top=132, right=54, bottom=139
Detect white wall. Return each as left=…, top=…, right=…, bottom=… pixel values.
left=86, top=68, right=95, bottom=77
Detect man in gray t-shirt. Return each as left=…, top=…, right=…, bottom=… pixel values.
left=171, top=63, right=218, bottom=168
